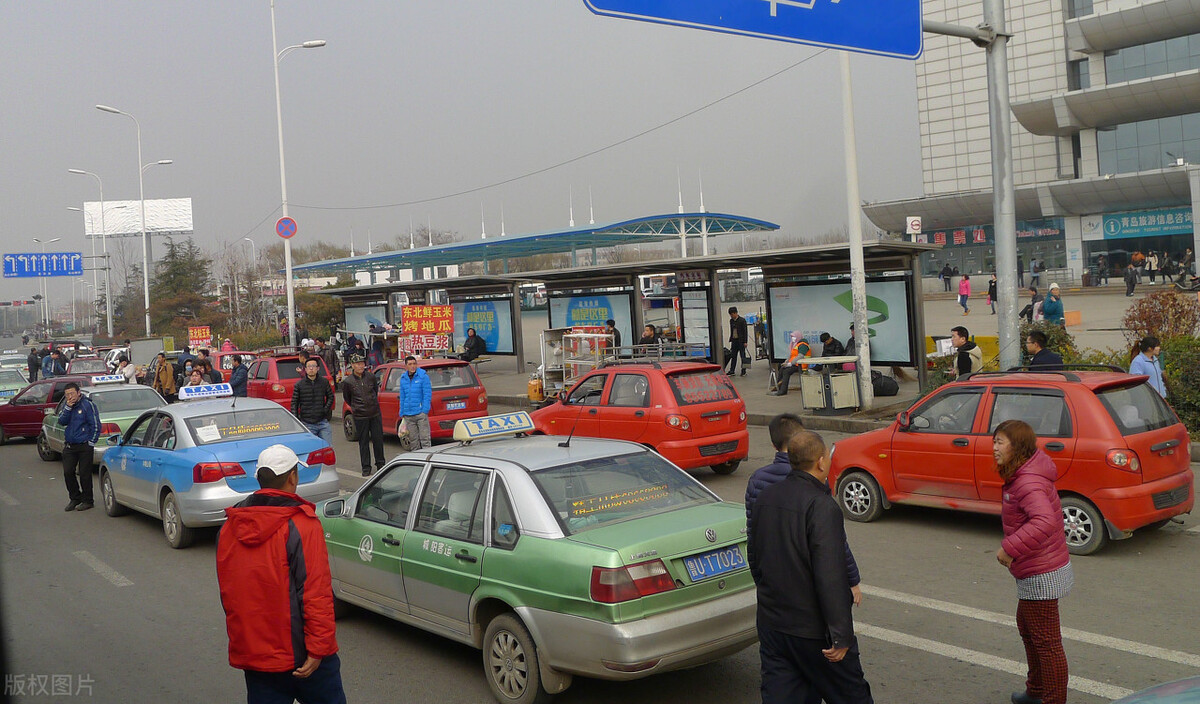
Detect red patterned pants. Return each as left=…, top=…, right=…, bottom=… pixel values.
left=1016, top=599, right=1068, bottom=704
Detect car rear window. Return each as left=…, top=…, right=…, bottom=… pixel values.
left=531, top=452, right=717, bottom=535
left=1096, top=382, right=1178, bottom=435
left=90, top=388, right=163, bottom=414
left=69, top=359, right=109, bottom=373
left=276, top=358, right=326, bottom=380
left=184, top=407, right=307, bottom=445
left=666, top=370, right=739, bottom=406
left=426, top=365, right=479, bottom=391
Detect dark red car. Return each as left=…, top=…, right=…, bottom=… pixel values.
left=0, top=375, right=94, bottom=445
left=530, top=361, right=748, bottom=474
left=245, top=355, right=334, bottom=409
left=340, top=358, right=488, bottom=444
left=829, top=368, right=1194, bottom=555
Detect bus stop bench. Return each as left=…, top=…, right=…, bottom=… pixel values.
left=470, top=356, right=492, bottom=373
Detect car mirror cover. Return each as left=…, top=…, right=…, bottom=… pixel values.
left=323, top=499, right=346, bottom=518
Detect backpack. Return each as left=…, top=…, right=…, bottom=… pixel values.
left=871, top=370, right=899, bottom=397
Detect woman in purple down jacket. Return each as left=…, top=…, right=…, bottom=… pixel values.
left=993, top=419, right=1072, bottom=704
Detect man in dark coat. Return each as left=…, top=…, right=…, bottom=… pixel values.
left=1026, top=330, right=1063, bottom=369
left=725, top=307, right=748, bottom=377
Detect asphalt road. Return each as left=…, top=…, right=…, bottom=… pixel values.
left=2, top=401, right=1197, bottom=702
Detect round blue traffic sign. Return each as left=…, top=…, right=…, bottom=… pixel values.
left=276, top=217, right=298, bottom=239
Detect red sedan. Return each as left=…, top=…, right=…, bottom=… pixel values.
left=340, top=358, right=488, bottom=444
left=246, top=354, right=334, bottom=409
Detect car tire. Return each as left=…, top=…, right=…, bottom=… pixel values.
left=0, top=425, right=6, bottom=446
left=483, top=613, right=550, bottom=704
left=343, top=415, right=356, bottom=442
left=100, top=469, right=129, bottom=517
left=1061, top=496, right=1108, bottom=556
left=711, top=460, right=741, bottom=475
left=161, top=491, right=195, bottom=549
left=36, top=432, right=60, bottom=462
left=837, top=471, right=885, bottom=523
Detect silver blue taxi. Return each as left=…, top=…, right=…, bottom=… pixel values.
left=318, top=412, right=756, bottom=704
left=0, top=367, right=28, bottom=404
left=99, top=383, right=340, bottom=548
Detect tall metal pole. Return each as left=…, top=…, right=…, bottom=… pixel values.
left=841, top=52, right=874, bottom=410
left=983, top=0, right=1019, bottom=370
left=69, top=170, right=115, bottom=337
left=271, top=0, right=297, bottom=349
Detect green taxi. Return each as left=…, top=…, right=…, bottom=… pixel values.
left=0, top=367, right=29, bottom=404
left=38, top=376, right=165, bottom=463
left=319, top=412, right=756, bottom=704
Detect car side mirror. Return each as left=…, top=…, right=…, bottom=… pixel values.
left=323, top=499, right=346, bottom=518
left=106, top=433, right=122, bottom=446
left=896, top=411, right=911, bottom=429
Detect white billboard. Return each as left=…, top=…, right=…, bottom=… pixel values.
left=766, top=278, right=914, bottom=366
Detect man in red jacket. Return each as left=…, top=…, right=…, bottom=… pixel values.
left=216, top=444, right=345, bottom=704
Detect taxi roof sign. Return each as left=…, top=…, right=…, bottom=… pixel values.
left=453, top=412, right=535, bottom=442
left=177, top=383, right=234, bottom=401
left=90, top=374, right=126, bottom=385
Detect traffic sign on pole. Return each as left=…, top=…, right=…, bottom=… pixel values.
left=276, top=217, right=297, bottom=240
left=905, top=216, right=922, bottom=235
left=3, top=252, right=84, bottom=278
left=583, top=0, right=922, bottom=59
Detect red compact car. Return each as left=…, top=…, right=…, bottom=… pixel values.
left=245, top=354, right=334, bottom=409
left=530, top=361, right=748, bottom=474
left=340, top=358, right=488, bottom=444
left=0, top=375, right=94, bottom=445
left=829, top=368, right=1194, bottom=555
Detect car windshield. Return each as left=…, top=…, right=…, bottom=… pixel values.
left=184, top=407, right=308, bottom=445
left=69, top=359, right=108, bottom=373
left=1096, top=382, right=1178, bottom=435
left=531, top=452, right=717, bottom=535
left=90, top=388, right=163, bottom=414
left=666, top=370, right=739, bottom=405
left=0, top=369, right=25, bottom=384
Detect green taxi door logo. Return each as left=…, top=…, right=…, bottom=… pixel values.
left=358, top=534, right=374, bottom=563
left=832, top=290, right=889, bottom=336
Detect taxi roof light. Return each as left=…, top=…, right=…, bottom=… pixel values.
left=177, top=383, right=234, bottom=401
left=90, top=374, right=126, bottom=385
left=452, top=411, right=534, bottom=443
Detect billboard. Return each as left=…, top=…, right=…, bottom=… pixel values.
left=766, top=277, right=914, bottom=366
left=549, top=293, right=633, bottom=345
left=452, top=299, right=514, bottom=355
left=344, top=305, right=387, bottom=335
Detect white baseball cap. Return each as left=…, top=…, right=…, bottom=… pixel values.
left=1049, top=282, right=1060, bottom=290
left=256, top=444, right=304, bottom=477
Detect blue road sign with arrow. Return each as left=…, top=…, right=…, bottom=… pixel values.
left=583, top=0, right=922, bottom=59
left=3, top=252, right=85, bottom=278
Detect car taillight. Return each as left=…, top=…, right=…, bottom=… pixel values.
left=99, top=422, right=121, bottom=435
left=478, top=392, right=487, bottom=404
left=665, top=414, right=691, bottom=431
left=306, top=447, right=336, bottom=466
left=1105, top=449, right=1141, bottom=473
left=738, top=410, right=746, bottom=422
left=590, top=560, right=676, bottom=603
left=193, top=462, right=246, bottom=483
left=271, top=383, right=285, bottom=394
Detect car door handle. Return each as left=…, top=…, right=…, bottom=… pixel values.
left=454, top=551, right=477, bottom=563
left=1045, top=442, right=1065, bottom=451
left=952, top=437, right=969, bottom=447
left=634, top=410, right=644, bottom=417
left=381, top=535, right=401, bottom=546
left=587, top=409, right=597, bottom=415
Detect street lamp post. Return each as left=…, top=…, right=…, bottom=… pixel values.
left=68, top=169, right=120, bottom=337
left=96, top=105, right=173, bottom=337
left=242, top=237, right=257, bottom=324
left=270, top=0, right=325, bottom=348
left=66, top=207, right=100, bottom=327
left=32, top=237, right=62, bottom=330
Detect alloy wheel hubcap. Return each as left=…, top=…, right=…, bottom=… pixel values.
left=844, top=482, right=870, bottom=514
left=488, top=631, right=528, bottom=696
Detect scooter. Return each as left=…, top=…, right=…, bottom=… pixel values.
left=1173, top=276, right=1200, bottom=292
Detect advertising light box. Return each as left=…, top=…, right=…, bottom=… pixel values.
left=549, top=293, right=633, bottom=345
left=452, top=299, right=514, bottom=355
left=767, top=278, right=914, bottom=366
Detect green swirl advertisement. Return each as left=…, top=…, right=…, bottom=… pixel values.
left=767, top=279, right=913, bottom=366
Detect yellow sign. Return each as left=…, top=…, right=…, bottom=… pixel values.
left=569, top=484, right=669, bottom=517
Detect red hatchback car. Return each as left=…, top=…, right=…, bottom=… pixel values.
left=0, top=375, right=94, bottom=445
left=829, top=368, right=1194, bottom=554
left=246, top=355, right=334, bottom=409
left=530, top=361, right=749, bottom=474
left=340, top=358, right=488, bottom=444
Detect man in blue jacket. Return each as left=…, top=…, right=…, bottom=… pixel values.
left=228, top=354, right=248, bottom=397
left=57, top=382, right=101, bottom=512
left=397, top=356, right=432, bottom=450
left=43, top=349, right=66, bottom=379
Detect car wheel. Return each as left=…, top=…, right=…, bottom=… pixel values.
left=0, top=425, right=6, bottom=446
left=36, top=432, right=60, bottom=462
left=161, top=491, right=195, bottom=549
left=343, top=415, right=356, bottom=442
left=100, top=470, right=129, bottom=517
left=483, top=613, right=550, bottom=704
left=837, top=471, right=884, bottom=523
left=1061, top=496, right=1107, bottom=556
left=711, top=460, right=741, bottom=475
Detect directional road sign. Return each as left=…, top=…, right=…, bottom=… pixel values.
left=276, top=217, right=297, bottom=240
left=583, top=0, right=922, bottom=59
left=3, top=252, right=84, bottom=278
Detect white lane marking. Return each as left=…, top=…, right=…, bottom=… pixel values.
left=0, top=488, right=18, bottom=506
left=857, top=623, right=1133, bottom=700
left=73, top=550, right=133, bottom=587
left=862, top=585, right=1200, bottom=668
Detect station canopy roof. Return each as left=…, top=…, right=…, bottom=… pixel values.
left=290, top=212, right=779, bottom=275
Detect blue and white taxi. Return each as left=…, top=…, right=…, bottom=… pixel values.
left=319, top=411, right=756, bottom=703
left=99, top=383, right=340, bottom=548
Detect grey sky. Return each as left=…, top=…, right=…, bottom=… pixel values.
left=0, top=0, right=922, bottom=303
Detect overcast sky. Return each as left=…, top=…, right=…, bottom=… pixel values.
left=0, top=0, right=922, bottom=303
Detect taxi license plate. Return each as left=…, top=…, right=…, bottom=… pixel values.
left=683, top=545, right=745, bottom=582
left=0, top=390, right=14, bottom=397
left=446, top=401, right=466, bottom=410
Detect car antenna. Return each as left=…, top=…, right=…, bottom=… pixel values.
left=558, top=392, right=587, bottom=449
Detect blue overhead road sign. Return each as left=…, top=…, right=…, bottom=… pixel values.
left=583, top=0, right=922, bottom=59
left=3, top=252, right=84, bottom=278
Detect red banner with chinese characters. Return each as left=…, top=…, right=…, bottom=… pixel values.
left=188, top=325, right=212, bottom=349
left=397, top=334, right=451, bottom=356
left=400, top=305, right=454, bottom=336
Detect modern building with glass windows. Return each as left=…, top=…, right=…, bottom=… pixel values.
left=864, top=0, right=1200, bottom=284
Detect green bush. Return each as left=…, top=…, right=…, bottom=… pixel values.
left=1161, top=336, right=1200, bottom=438
left=1018, top=320, right=1080, bottom=366
left=1121, top=291, right=1200, bottom=346
left=1067, top=345, right=1131, bottom=370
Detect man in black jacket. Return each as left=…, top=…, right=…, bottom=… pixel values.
left=1026, top=330, right=1063, bottom=369
left=748, top=430, right=873, bottom=704
left=292, top=358, right=335, bottom=445
left=725, top=307, right=748, bottom=377
left=340, top=354, right=384, bottom=477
